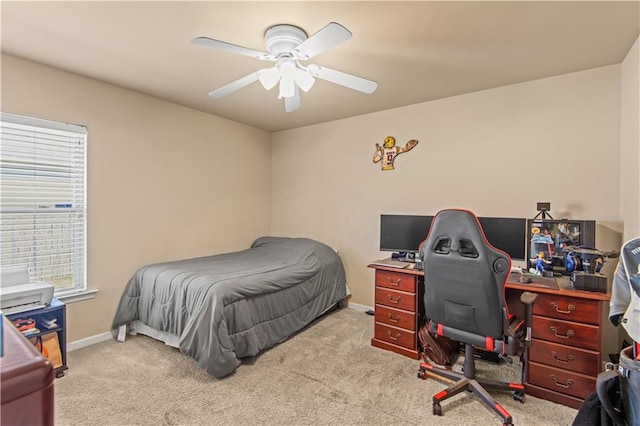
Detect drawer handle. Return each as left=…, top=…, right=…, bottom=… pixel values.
left=387, top=313, right=401, bottom=323
left=550, top=375, right=574, bottom=389
left=386, top=277, right=402, bottom=286
left=387, top=330, right=402, bottom=341
left=551, top=351, right=575, bottom=364
left=550, top=326, right=574, bottom=339
left=387, top=294, right=402, bottom=304
left=551, top=302, right=575, bottom=315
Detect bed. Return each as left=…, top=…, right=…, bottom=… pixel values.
left=111, top=236, right=349, bottom=378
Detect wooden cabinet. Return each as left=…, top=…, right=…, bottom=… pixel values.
left=521, top=291, right=608, bottom=409
left=369, top=266, right=424, bottom=359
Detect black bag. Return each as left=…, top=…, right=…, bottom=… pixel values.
left=572, top=370, right=625, bottom=426
left=618, top=345, right=640, bottom=425
left=572, top=346, right=640, bottom=426
left=418, top=323, right=458, bottom=367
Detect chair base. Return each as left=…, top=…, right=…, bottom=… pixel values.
left=418, top=361, right=526, bottom=426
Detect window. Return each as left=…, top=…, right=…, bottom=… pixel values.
left=1, top=112, right=87, bottom=297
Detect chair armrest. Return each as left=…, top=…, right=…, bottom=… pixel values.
left=520, top=291, right=538, bottom=347
left=520, top=291, right=538, bottom=306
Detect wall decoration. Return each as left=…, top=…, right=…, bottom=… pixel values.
left=373, top=136, right=419, bottom=170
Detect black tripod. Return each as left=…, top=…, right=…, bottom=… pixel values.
left=533, top=202, right=554, bottom=220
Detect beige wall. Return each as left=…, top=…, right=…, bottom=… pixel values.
left=620, top=36, right=640, bottom=242
left=272, top=65, right=623, bottom=308
left=1, top=53, right=631, bottom=341
left=1, top=54, right=273, bottom=342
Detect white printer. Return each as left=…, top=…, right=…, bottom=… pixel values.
left=0, top=265, right=54, bottom=314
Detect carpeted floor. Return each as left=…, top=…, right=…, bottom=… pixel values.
left=55, top=307, right=578, bottom=425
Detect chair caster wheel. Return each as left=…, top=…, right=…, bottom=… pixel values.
left=417, top=368, right=427, bottom=380
left=514, top=390, right=526, bottom=403
left=432, top=402, right=443, bottom=416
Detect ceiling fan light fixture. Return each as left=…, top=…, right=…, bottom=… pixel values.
left=284, top=86, right=300, bottom=112
left=294, top=67, right=315, bottom=92
left=279, top=72, right=296, bottom=98
left=280, top=60, right=296, bottom=78
left=258, top=67, right=280, bottom=90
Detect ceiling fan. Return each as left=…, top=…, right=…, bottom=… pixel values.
left=192, top=22, right=378, bottom=112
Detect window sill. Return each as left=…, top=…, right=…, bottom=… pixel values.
left=56, top=289, right=98, bottom=304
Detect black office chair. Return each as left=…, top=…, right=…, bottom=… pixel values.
left=417, top=209, right=537, bottom=426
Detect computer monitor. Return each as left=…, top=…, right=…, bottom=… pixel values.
left=380, top=214, right=527, bottom=262
left=526, top=218, right=596, bottom=275
left=379, top=214, right=433, bottom=258
left=477, top=217, right=527, bottom=261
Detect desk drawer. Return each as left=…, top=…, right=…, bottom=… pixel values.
left=532, top=316, right=599, bottom=351
left=529, top=339, right=599, bottom=376
left=375, top=270, right=416, bottom=293
left=375, top=305, right=416, bottom=330
left=375, top=288, right=416, bottom=312
left=374, top=323, right=416, bottom=349
left=533, top=293, right=599, bottom=325
left=528, top=361, right=595, bottom=399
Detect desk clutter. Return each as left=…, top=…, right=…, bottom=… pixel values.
left=507, top=273, right=560, bottom=290
left=369, top=258, right=411, bottom=269
left=369, top=258, right=422, bottom=271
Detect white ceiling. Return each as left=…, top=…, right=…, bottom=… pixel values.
left=2, top=1, right=639, bottom=132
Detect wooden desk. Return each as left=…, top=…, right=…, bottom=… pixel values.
left=368, top=262, right=612, bottom=409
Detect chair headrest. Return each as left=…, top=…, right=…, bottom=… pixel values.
left=422, top=209, right=510, bottom=274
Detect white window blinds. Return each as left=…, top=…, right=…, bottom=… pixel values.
left=1, top=112, right=87, bottom=295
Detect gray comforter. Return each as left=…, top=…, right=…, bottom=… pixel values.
left=111, top=236, right=347, bottom=378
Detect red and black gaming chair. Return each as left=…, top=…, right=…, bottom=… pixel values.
left=417, top=209, right=537, bottom=426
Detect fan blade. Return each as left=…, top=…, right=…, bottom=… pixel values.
left=307, top=64, right=377, bottom=94
left=192, top=37, right=274, bottom=61
left=259, top=67, right=281, bottom=90
left=209, top=71, right=261, bottom=98
left=293, top=22, right=352, bottom=60
left=284, top=87, right=300, bottom=112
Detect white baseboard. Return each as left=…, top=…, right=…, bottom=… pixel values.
left=345, top=302, right=373, bottom=312
left=68, top=304, right=374, bottom=352
left=67, top=331, right=112, bottom=352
